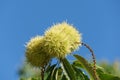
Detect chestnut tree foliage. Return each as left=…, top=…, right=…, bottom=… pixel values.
left=19, top=22, right=120, bottom=80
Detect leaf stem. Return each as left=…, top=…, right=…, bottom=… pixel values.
left=41, top=66, right=45, bottom=80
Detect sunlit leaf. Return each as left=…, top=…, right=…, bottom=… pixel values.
left=46, top=64, right=57, bottom=80
left=61, top=58, right=76, bottom=80
left=72, top=65, right=89, bottom=80
left=73, top=60, right=83, bottom=68
left=52, top=68, right=58, bottom=80
left=74, top=54, right=100, bottom=80
left=97, top=67, right=120, bottom=80
left=46, top=64, right=56, bottom=73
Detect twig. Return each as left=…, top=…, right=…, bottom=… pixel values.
left=75, top=42, right=99, bottom=80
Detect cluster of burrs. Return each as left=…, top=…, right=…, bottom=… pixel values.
left=25, top=22, right=82, bottom=67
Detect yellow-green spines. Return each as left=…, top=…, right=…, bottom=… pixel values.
left=44, top=22, right=82, bottom=58
left=25, top=22, right=82, bottom=63
left=44, top=31, right=71, bottom=58
left=25, top=36, right=50, bottom=67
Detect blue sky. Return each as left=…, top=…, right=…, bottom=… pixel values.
left=0, top=0, right=120, bottom=80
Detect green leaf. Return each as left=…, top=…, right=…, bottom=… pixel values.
left=52, top=68, right=58, bottom=80
left=46, top=64, right=56, bottom=73
left=72, top=65, right=89, bottom=80
left=46, top=64, right=57, bottom=80
left=61, top=74, right=68, bottom=80
left=61, top=58, right=76, bottom=80
left=31, top=78, right=38, bottom=80
left=20, top=78, right=25, bottom=80
left=73, top=60, right=83, bottom=68
left=97, top=67, right=120, bottom=80
left=74, top=54, right=100, bottom=80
